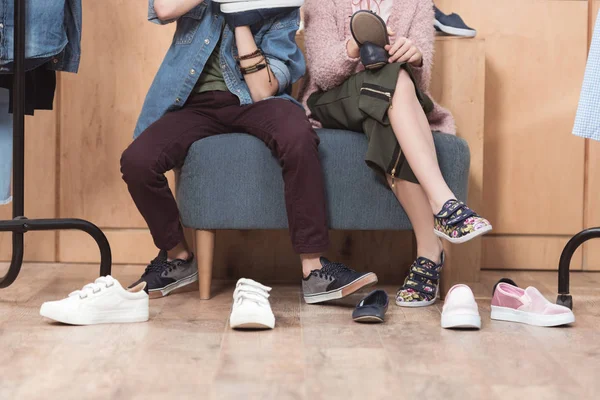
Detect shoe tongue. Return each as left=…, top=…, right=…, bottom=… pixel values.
left=156, top=250, right=168, bottom=262
left=319, top=257, right=331, bottom=268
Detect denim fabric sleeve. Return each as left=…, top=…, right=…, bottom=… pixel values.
left=259, top=10, right=305, bottom=95
left=148, top=0, right=177, bottom=24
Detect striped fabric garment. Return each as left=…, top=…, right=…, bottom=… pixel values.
left=573, top=11, right=600, bottom=142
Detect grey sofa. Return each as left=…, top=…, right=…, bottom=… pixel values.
left=176, top=128, right=470, bottom=299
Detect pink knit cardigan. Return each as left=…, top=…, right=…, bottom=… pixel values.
left=298, top=0, right=456, bottom=134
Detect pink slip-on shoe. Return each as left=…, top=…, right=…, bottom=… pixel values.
left=491, top=283, right=575, bottom=327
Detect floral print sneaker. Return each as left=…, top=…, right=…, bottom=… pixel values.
left=434, top=199, right=492, bottom=244
left=396, top=253, right=444, bottom=307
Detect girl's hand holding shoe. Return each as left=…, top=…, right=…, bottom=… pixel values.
left=385, top=28, right=423, bottom=67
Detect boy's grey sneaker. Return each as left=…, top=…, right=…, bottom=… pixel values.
left=129, top=250, right=198, bottom=298
left=302, top=257, right=378, bottom=304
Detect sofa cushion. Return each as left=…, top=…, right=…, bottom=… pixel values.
left=177, top=129, right=470, bottom=230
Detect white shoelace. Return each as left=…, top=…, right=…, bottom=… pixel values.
left=69, top=276, right=116, bottom=299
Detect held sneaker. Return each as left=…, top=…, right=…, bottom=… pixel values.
left=302, top=257, right=378, bottom=304
left=40, top=276, right=149, bottom=325
left=396, top=253, right=444, bottom=307
left=214, top=0, right=304, bottom=13
left=129, top=250, right=198, bottom=299
left=230, top=278, right=275, bottom=329
left=434, top=199, right=492, bottom=244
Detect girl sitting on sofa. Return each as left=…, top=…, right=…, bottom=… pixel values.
left=299, top=0, right=492, bottom=307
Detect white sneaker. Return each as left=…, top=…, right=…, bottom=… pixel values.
left=441, top=284, right=481, bottom=329
left=40, top=276, right=149, bottom=325
left=215, top=0, right=304, bottom=13
left=229, top=278, right=275, bottom=329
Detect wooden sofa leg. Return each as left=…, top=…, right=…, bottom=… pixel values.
left=196, top=230, right=215, bottom=300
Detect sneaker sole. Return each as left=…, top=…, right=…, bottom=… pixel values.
left=219, top=0, right=303, bottom=13
left=352, top=315, right=384, bottom=323
left=441, top=313, right=481, bottom=329
left=490, top=305, right=575, bottom=327
left=434, top=20, right=477, bottom=37
left=40, top=305, right=149, bottom=325
left=230, top=310, right=275, bottom=329
left=148, top=271, right=199, bottom=299
left=303, top=273, right=378, bottom=304
left=230, top=316, right=275, bottom=330
left=434, top=224, right=493, bottom=244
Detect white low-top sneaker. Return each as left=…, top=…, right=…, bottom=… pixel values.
left=40, top=276, right=149, bottom=325
left=214, top=0, right=304, bottom=13
left=441, top=284, right=481, bottom=329
left=230, top=278, right=275, bottom=329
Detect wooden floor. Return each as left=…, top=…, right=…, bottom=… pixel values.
left=0, top=264, right=598, bottom=399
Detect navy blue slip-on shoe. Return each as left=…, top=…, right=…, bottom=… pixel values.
left=360, top=41, right=389, bottom=70
left=352, top=289, right=389, bottom=323
left=434, top=6, right=476, bottom=38
left=350, top=10, right=389, bottom=48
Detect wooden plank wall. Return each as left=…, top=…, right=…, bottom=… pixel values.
left=436, top=0, right=590, bottom=270
left=1, top=0, right=598, bottom=276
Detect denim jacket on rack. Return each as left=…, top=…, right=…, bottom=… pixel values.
left=0, top=88, right=12, bottom=204
left=0, top=0, right=82, bottom=73
left=134, top=0, right=305, bottom=138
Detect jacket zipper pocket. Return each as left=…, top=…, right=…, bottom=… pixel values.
left=360, top=87, right=393, bottom=109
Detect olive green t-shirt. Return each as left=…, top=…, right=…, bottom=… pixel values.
left=194, top=27, right=228, bottom=93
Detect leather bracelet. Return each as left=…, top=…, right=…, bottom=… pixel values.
left=240, top=62, right=267, bottom=75
left=239, top=56, right=265, bottom=70
left=239, top=56, right=272, bottom=83
left=236, top=49, right=262, bottom=61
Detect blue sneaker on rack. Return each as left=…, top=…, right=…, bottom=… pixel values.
left=434, top=6, right=476, bottom=38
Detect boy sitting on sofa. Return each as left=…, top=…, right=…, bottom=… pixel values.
left=120, top=0, right=378, bottom=303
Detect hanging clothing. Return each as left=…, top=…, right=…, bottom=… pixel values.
left=573, top=10, right=600, bottom=141
left=0, top=88, right=12, bottom=205
left=0, top=0, right=82, bottom=73
left=0, top=1, right=81, bottom=205
left=0, top=64, right=56, bottom=115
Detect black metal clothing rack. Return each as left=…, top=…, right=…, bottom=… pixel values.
left=0, top=0, right=111, bottom=288
left=556, top=227, right=600, bottom=310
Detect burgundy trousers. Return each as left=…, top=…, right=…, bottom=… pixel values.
left=120, top=91, right=330, bottom=254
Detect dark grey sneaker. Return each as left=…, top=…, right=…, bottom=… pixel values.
left=302, top=257, right=378, bottom=304
left=129, top=250, right=198, bottom=298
